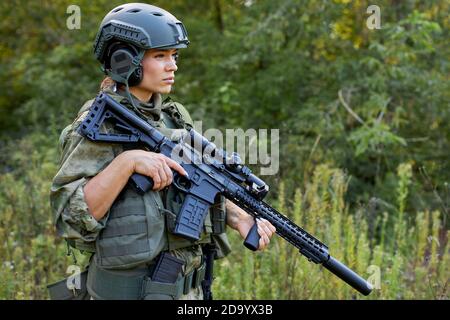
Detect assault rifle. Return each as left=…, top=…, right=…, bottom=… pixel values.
left=78, top=92, right=373, bottom=296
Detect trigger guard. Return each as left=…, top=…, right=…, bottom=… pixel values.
left=172, top=172, right=191, bottom=193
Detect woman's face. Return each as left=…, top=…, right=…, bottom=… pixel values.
left=137, top=48, right=179, bottom=95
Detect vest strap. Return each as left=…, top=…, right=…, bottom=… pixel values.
left=101, top=224, right=147, bottom=238
left=108, top=201, right=146, bottom=219
left=99, top=239, right=149, bottom=258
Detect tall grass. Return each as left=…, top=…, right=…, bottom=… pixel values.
left=0, top=132, right=79, bottom=299
left=214, top=164, right=448, bottom=299
left=0, top=133, right=447, bottom=299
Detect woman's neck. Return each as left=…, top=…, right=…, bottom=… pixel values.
left=129, top=87, right=153, bottom=103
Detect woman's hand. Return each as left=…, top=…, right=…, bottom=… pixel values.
left=225, top=199, right=276, bottom=251
left=237, top=216, right=276, bottom=251
left=123, top=150, right=188, bottom=191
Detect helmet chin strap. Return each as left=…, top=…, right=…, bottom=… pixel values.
left=124, top=82, right=151, bottom=121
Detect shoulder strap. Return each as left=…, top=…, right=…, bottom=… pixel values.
left=161, top=97, right=194, bottom=130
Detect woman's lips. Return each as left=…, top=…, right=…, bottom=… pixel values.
left=163, top=77, right=174, bottom=84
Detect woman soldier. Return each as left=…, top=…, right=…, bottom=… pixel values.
left=50, top=3, right=275, bottom=300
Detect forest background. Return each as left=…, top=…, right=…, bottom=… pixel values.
left=0, top=0, right=448, bottom=299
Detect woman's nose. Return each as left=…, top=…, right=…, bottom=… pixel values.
left=166, top=60, right=178, bottom=72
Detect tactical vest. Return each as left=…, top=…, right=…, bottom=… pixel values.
left=91, top=95, right=229, bottom=270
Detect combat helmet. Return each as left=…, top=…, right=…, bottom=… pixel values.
left=93, top=3, right=189, bottom=85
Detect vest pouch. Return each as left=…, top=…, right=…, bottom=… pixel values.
left=210, top=195, right=227, bottom=234
left=95, top=186, right=168, bottom=270
left=208, top=195, right=232, bottom=259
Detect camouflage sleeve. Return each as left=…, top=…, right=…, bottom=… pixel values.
left=50, top=102, right=121, bottom=243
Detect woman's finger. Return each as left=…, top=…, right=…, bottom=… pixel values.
left=164, top=157, right=188, bottom=177
left=161, top=162, right=173, bottom=187
left=156, top=165, right=169, bottom=190
left=256, top=219, right=270, bottom=250
left=150, top=169, right=162, bottom=190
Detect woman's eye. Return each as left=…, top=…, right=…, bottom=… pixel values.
left=172, top=53, right=179, bottom=61
left=155, top=54, right=164, bottom=58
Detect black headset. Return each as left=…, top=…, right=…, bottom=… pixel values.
left=106, top=42, right=143, bottom=87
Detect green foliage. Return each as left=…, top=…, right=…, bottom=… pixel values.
left=0, top=0, right=448, bottom=299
